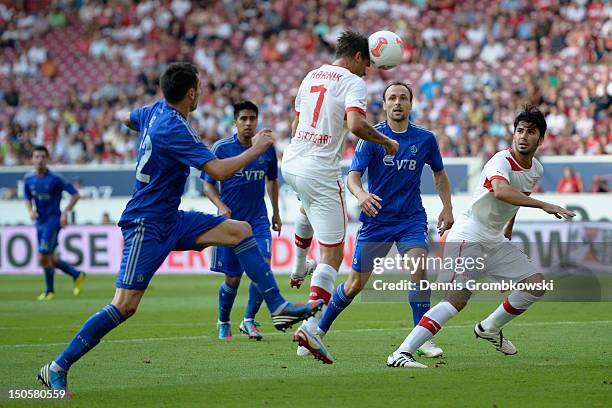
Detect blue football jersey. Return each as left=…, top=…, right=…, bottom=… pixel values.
left=119, top=100, right=217, bottom=226
left=350, top=121, right=444, bottom=224
left=24, top=170, right=77, bottom=224
left=202, top=134, right=277, bottom=225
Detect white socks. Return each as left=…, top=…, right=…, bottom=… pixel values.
left=293, top=210, right=313, bottom=274
left=50, top=361, right=65, bottom=372
left=397, top=301, right=458, bottom=354
left=480, top=291, right=541, bottom=332
left=309, top=263, right=338, bottom=304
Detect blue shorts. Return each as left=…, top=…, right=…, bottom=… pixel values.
left=37, top=218, right=60, bottom=255
left=211, top=222, right=272, bottom=277
left=352, top=217, right=428, bottom=273
left=116, top=211, right=225, bottom=290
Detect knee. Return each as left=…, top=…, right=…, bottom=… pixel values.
left=230, top=221, right=252, bottom=245
left=524, top=273, right=546, bottom=297
left=226, top=275, right=241, bottom=288
left=113, top=300, right=139, bottom=319
left=321, top=245, right=344, bottom=269
left=445, top=290, right=471, bottom=312
left=40, top=256, right=52, bottom=268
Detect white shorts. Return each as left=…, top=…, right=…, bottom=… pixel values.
left=283, top=172, right=347, bottom=246
left=440, top=232, right=537, bottom=285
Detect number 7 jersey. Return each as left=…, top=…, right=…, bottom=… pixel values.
left=281, top=64, right=367, bottom=180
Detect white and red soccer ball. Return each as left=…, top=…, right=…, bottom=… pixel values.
left=368, top=30, right=403, bottom=70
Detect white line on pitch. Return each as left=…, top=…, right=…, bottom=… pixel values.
left=1, top=320, right=610, bottom=349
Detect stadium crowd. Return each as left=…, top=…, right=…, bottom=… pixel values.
left=0, top=0, right=610, bottom=168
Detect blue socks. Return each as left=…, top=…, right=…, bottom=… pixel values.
left=43, top=267, right=54, bottom=293
left=409, top=288, right=431, bottom=327
left=54, top=304, right=125, bottom=371
left=218, top=281, right=238, bottom=322
left=55, top=259, right=80, bottom=279
left=318, top=282, right=353, bottom=333
left=233, top=237, right=285, bottom=313
left=245, top=281, right=264, bottom=320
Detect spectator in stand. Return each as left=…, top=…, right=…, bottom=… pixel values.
left=556, top=166, right=583, bottom=193
left=0, top=0, right=609, bottom=167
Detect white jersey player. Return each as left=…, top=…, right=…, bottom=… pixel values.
left=387, top=105, right=575, bottom=368
left=280, top=31, right=399, bottom=351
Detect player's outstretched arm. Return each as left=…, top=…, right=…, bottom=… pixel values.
left=433, top=169, right=454, bottom=235
left=491, top=179, right=576, bottom=219
left=203, top=181, right=231, bottom=218
left=346, top=111, right=399, bottom=156
left=347, top=170, right=382, bottom=217
left=120, top=112, right=138, bottom=132
left=203, top=129, right=275, bottom=181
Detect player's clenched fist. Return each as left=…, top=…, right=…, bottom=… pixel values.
left=357, top=191, right=382, bottom=217
left=383, top=138, right=400, bottom=156
left=253, top=128, right=274, bottom=152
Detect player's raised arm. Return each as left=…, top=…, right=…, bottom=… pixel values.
left=490, top=178, right=575, bottom=219
left=346, top=109, right=399, bottom=156
left=202, top=129, right=275, bottom=181
left=120, top=111, right=138, bottom=132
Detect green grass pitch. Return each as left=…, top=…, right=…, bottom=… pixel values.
left=0, top=275, right=610, bottom=407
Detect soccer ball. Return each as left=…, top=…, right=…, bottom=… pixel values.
left=368, top=30, right=403, bottom=70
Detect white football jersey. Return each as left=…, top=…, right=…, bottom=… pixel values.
left=281, top=64, right=367, bottom=180
left=450, top=149, right=543, bottom=243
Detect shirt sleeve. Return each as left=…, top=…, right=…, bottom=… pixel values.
left=62, top=180, right=78, bottom=195
left=344, top=76, right=367, bottom=116
left=483, top=154, right=512, bottom=185
left=294, top=78, right=306, bottom=115
left=350, top=140, right=374, bottom=173
left=266, top=145, right=278, bottom=181
left=24, top=178, right=32, bottom=200
left=56, top=173, right=77, bottom=195
left=129, top=107, right=145, bottom=132
left=202, top=171, right=216, bottom=185
left=168, top=126, right=217, bottom=169
left=426, top=135, right=444, bottom=172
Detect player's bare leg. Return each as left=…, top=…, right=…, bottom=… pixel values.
left=290, top=207, right=316, bottom=288
left=475, top=273, right=546, bottom=355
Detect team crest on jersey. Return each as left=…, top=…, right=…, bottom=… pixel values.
left=258, top=157, right=265, bottom=164
left=410, top=145, right=418, bottom=154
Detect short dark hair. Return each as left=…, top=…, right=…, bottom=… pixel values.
left=233, top=100, right=259, bottom=119
left=514, top=105, right=547, bottom=138
left=32, top=145, right=49, bottom=157
left=160, top=62, right=199, bottom=103
left=335, top=30, right=369, bottom=61
left=383, top=81, right=413, bottom=103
